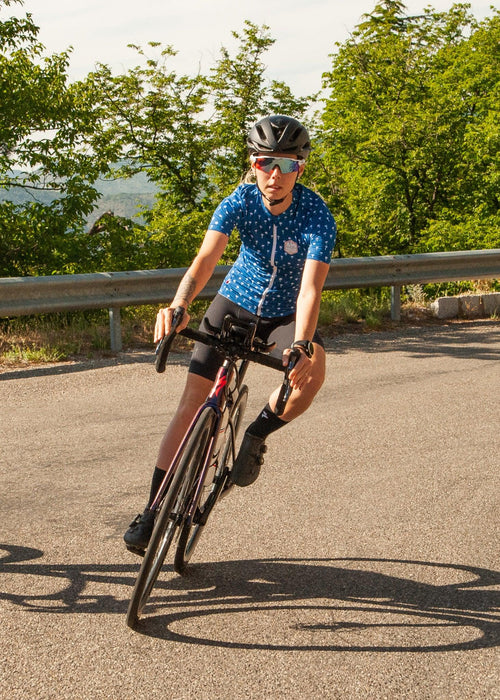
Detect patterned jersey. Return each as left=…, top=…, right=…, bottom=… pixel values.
left=208, top=183, right=337, bottom=318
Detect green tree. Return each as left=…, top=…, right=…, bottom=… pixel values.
left=0, top=0, right=110, bottom=275
left=90, top=22, right=311, bottom=269
left=314, top=1, right=499, bottom=256
left=207, top=21, right=310, bottom=196
left=421, top=10, right=500, bottom=251
left=88, top=43, right=211, bottom=214
left=85, top=42, right=216, bottom=269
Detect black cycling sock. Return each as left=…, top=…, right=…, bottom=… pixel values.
left=147, top=466, right=167, bottom=508
left=246, top=403, right=288, bottom=439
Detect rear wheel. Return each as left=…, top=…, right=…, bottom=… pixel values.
left=174, top=386, right=248, bottom=575
left=126, top=408, right=216, bottom=628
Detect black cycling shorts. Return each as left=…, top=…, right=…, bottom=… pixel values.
left=189, top=294, right=324, bottom=381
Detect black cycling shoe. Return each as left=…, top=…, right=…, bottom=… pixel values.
left=124, top=509, right=155, bottom=556
left=231, top=433, right=267, bottom=487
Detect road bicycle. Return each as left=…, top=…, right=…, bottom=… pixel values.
left=126, top=307, right=299, bottom=628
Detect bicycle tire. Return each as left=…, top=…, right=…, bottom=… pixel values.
left=126, top=408, right=216, bottom=628
left=174, top=385, right=248, bottom=575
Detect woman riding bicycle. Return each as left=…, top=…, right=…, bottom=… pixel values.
left=124, top=114, right=337, bottom=554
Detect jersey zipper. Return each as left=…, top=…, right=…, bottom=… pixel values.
left=256, top=223, right=278, bottom=317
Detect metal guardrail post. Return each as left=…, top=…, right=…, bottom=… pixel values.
left=391, top=285, right=401, bottom=321
left=109, top=307, right=122, bottom=352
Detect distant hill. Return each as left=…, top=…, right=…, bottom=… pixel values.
left=89, top=193, right=156, bottom=223
left=0, top=170, right=158, bottom=228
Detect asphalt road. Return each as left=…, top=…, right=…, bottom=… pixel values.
left=1, top=320, right=499, bottom=700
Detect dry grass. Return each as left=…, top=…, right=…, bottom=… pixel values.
left=0, top=310, right=147, bottom=369
left=0, top=296, right=414, bottom=369
left=2, top=284, right=496, bottom=369
left=0, top=304, right=204, bottom=369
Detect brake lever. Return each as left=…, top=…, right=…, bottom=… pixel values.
left=154, top=306, right=185, bottom=373
left=274, top=348, right=301, bottom=416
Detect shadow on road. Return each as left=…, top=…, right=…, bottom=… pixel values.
left=327, top=320, right=500, bottom=361
left=0, top=350, right=170, bottom=381
left=2, top=321, right=498, bottom=381
left=1, top=544, right=498, bottom=653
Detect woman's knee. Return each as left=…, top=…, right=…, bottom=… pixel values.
left=274, top=348, right=326, bottom=419
left=300, top=367, right=325, bottom=404
left=309, top=345, right=326, bottom=392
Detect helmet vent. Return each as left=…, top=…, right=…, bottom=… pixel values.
left=247, top=115, right=311, bottom=158
left=275, top=126, right=286, bottom=140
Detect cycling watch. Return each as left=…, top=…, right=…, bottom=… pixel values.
left=292, top=340, right=314, bottom=358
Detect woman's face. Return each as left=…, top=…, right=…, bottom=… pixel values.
left=252, top=153, right=305, bottom=209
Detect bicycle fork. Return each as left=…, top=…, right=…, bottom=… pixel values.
left=185, top=363, right=240, bottom=526
left=149, top=361, right=236, bottom=520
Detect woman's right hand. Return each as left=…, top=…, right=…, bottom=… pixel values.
left=154, top=305, right=190, bottom=343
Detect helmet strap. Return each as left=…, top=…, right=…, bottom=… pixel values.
left=256, top=173, right=298, bottom=207
left=266, top=194, right=287, bottom=206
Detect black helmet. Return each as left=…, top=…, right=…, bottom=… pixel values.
left=247, top=115, right=311, bottom=159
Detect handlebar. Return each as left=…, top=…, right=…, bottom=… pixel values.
left=154, top=307, right=186, bottom=373
left=154, top=306, right=301, bottom=415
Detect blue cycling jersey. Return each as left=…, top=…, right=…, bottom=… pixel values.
left=208, top=183, right=337, bottom=318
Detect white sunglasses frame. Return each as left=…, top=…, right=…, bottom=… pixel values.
left=250, top=155, right=305, bottom=174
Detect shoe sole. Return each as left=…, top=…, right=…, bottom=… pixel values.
left=125, top=544, right=145, bottom=557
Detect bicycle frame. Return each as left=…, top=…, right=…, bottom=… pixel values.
left=149, top=354, right=248, bottom=517
left=126, top=312, right=301, bottom=626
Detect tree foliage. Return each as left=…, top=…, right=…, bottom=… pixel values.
left=311, top=1, right=499, bottom=256
left=206, top=21, right=310, bottom=194
left=85, top=21, right=311, bottom=269
left=0, top=0, right=498, bottom=279
left=0, top=0, right=117, bottom=275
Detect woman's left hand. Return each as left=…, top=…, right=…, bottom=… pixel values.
left=282, top=347, right=313, bottom=391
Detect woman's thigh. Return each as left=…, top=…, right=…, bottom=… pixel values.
left=188, top=294, right=324, bottom=379
left=188, top=295, right=258, bottom=381
left=266, top=319, right=325, bottom=361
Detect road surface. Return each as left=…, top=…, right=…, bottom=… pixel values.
left=1, top=320, right=499, bottom=699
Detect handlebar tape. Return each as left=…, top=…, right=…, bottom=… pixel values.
left=154, top=306, right=185, bottom=373
left=275, top=348, right=301, bottom=416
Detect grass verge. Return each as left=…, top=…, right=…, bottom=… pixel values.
left=1, top=285, right=496, bottom=369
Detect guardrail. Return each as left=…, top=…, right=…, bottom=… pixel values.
left=1, top=249, right=499, bottom=351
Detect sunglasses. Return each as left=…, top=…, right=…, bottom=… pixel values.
left=251, top=155, right=304, bottom=174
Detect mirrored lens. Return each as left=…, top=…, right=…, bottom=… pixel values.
left=253, top=157, right=301, bottom=174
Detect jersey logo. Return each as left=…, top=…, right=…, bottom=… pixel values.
left=284, top=239, right=298, bottom=255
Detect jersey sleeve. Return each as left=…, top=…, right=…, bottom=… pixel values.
left=207, top=187, right=245, bottom=236
left=306, top=198, right=337, bottom=264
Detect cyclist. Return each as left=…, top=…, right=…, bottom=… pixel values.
left=124, top=115, right=337, bottom=554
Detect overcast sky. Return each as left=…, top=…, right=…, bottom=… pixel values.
left=6, top=0, right=496, bottom=96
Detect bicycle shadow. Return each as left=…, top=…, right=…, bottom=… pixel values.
left=1, top=544, right=498, bottom=652
left=141, top=556, right=500, bottom=651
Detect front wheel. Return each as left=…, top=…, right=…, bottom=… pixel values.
left=174, top=386, right=248, bottom=575
left=126, top=408, right=216, bottom=628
